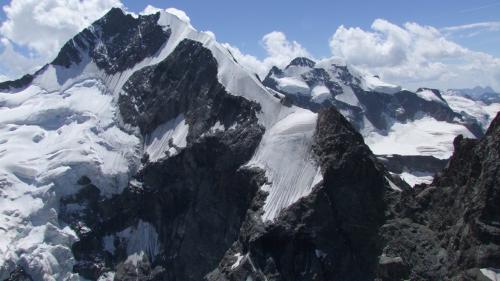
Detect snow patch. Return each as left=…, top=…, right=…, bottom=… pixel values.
left=311, top=85, right=331, bottom=103
left=362, top=75, right=401, bottom=94
left=365, top=117, right=474, bottom=159
left=415, top=89, right=446, bottom=105
left=385, top=177, right=402, bottom=192
left=335, top=85, right=360, bottom=107
left=481, top=268, right=500, bottom=281
left=144, top=115, right=189, bottom=162
left=442, top=94, right=500, bottom=129
left=248, top=109, right=322, bottom=221
left=274, top=76, right=310, bottom=96
left=231, top=253, right=245, bottom=270
left=117, top=220, right=161, bottom=262
left=399, top=171, right=434, bottom=187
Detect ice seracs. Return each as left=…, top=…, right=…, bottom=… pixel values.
left=0, top=78, right=141, bottom=279
left=248, top=109, right=322, bottom=221
left=0, top=7, right=327, bottom=278
left=365, top=116, right=475, bottom=159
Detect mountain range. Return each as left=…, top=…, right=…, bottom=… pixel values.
left=0, top=8, right=499, bottom=281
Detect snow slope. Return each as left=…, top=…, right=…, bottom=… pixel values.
left=361, top=75, right=401, bottom=94
left=442, top=93, right=500, bottom=129
left=263, top=56, right=498, bottom=186
left=144, top=115, right=189, bottom=162
left=365, top=117, right=475, bottom=159
left=415, top=89, right=447, bottom=105
left=0, top=80, right=141, bottom=279
left=0, top=8, right=324, bottom=278
left=247, top=109, right=322, bottom=221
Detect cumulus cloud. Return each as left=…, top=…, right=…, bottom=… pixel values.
left=140, top=5, right=191, bottom=24
left=224, top=31, right=311, bottom=78
left=0, top=37, right=46, bottom=79
left=140, top=4, right=162, bottom=15
left=329, top=19, right=500, bottom=91
left=0, top=0, right=123, bottom=79
left=0, top=1, right=498, bottom=92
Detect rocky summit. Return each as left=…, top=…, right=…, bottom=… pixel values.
left=0, top=7, right=499, bottom=281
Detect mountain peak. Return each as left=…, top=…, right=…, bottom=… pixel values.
left=286, top=57, right=316, bottom=69
left=51, top=7, right=169, bottom=74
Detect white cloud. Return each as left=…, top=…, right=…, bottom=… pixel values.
left=442, top=21, right=500, bottom=32
left=0, top=37, right=46, bottom=79
left=0, top=2, right=498, bottom=92
left=441, top=21, right=500, bottom=38
left=140, top=6, right=191, bottom=24
left=224, top=31, right=311, bottom=78
left=0, top=74, right=8, bottom=82
left=329, top=19, right=500, bottom=91
left=140, top=5, right=162, bottom=15
left=0, top=0, right=123, bottom=79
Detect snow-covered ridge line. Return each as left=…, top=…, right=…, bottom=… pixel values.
left=149, top=9, right=323, bottom=222
left=0, top=7, right=325, bottom=279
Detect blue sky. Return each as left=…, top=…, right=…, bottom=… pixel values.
left=0, top=0, right=499, bottom=90
left=1, top=0, right=499, bottom=58
left=119, top=0, right=500, bottom=58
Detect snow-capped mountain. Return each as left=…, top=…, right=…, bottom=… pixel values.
left=262, top=57, right=498, bottom=185
left=0, top=8, right=333, bottom=280
left=442, top=87, right=500, bottom=129
left=446, top=86, right=500, bottom=104
left=0, top=7, right=499, bottom=281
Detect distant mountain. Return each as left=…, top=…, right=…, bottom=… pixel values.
left=262, top=57, right=499, bottom=185
left=445, top=86, right=500, bottom=104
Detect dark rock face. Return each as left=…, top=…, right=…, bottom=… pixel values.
left=286, top=57, right=316, bottom=68
left=208, top=107, right=398, bottom=281
left=377, top=154, right=448, bottom=175
left=0, top=65, right=48, bottom=92
left=351, top=87, right=486, bottom=137
left=52, top=8, right=170, bottom=74
left=354, top=88, right=460, bottom=131
left=208, top=109, right=500, bottom=281
left=380, top=112, right=500, bottom=280
left=61, top=39, right=266, bottom=280
left=2, top=266, right=33, bottom=281
left=0, top=75, right=34, bottom=92
left=119, top=39, right=260, bottom=136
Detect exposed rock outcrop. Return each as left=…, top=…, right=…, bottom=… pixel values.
left=208, top=107, right=402, bottom=281
left=61, top=39, right=265, bottom=281
left=380, top=112, right=500, bottom=280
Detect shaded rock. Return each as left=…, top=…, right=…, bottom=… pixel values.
left=53, top=8, right=170, bottom=74
left=377, top=255, right=410, bottom=281
left=63, top=38, right=265, bottom=281
left=3, top=266, right=33, bottom=281
left=209, top=107, right=398, bottom=281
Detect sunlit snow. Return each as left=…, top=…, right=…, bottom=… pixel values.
left=365, top=117, right=475, bottom=159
